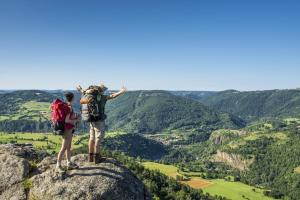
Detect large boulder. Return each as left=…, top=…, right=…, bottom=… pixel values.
left=0, top=143, right=37, bottom=159
left=0, top=144, right=150, bottom=200
left=0, top=147, right=30, bottom=200
left=29, top=155, right=149, bottom=200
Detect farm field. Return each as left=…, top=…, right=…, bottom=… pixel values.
left=0, top=101, right=51, bottom=121
left=295, top=166, right=300, bottom=174
left=0, top=132, right=87, bottom=152
left=0, top=131, right=125, bottom=153
left=204, top=179, right=272, bottom=200
left=143, top=162, right=273, bottom=200
left=284, top=118, right=300, bottom=125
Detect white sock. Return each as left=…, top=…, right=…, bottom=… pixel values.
left=67, top=160, right=71, bottom=166
left=56, top=162, right=61, bottom=168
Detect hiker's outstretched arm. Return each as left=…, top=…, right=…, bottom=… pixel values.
left=107, top=86, right=127, bottom=100
left=76, top=85, right=85, bottom=94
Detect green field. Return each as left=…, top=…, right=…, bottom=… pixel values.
left=284, top=118, right=300, bottom=125
left=295, top=166, right=300, bottom=174
left=0, top=131, right=127, bottom=153
left=0, top=101, right=51, bottom=122
left=204, top=179, right=272, bottom=200
left=228, top=131, right=288, bottom=149
left=143, top=162, right=182, bottom=178
left=143, top=162, right=273, bottom=200
left=143, top=161, right=204, bottom=179
left=0, top=132, right=87, bottom=152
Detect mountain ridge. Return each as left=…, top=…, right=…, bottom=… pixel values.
left=173, top=89, right=300, bottom=122
left=0, top=89, right=245, bottom=133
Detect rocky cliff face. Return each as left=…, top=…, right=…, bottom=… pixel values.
left=209, top=129, right=248, bottom=145
left=213, top=150, right=249, bottom=170
left=0, top=144, right=150, bottom=200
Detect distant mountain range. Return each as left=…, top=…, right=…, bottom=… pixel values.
left=172, top=89, right=300, bottom=122
left=105, top=90, right=244, bottom=133
left=1, top=88, right=300, bottom=132
left=0, top=90, right=14, bottom=94
left=0, top=89, right=244, bottom=132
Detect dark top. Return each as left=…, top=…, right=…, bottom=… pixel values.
left=97, top=94, right=108, bottom=121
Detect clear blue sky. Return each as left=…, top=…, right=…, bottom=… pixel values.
left=0, top=0, right=299, bottom=91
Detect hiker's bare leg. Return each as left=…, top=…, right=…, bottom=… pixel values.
left=95, top=137, right=101, bottom=154
left=57, top=136, right=69, bottom=166
left=65, top=131, right=73, bottom=163
left=89, top=123, right=95, bottom=154
left=57, top=147, right=66, bottom=165
left=88, top=123, right=96, bottom=162
left=89, top=138, right=95, bottom=154
left=94, top=121, right=105, bottom=154
left=88, top=138, right=95, bottom=162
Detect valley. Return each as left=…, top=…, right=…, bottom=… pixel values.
left=143, top=162, right=272, bottom=200
left=0, top=89, right=300, bottom=199
left=0, top=131, right=274, bottom=200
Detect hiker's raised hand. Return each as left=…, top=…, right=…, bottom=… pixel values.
left=120, top=86, right=127, bottom=93
left=76, top=85, right=83, bottom=92
left=107, top=86, right=127, bottom=100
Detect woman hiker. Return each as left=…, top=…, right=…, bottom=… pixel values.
left=77, top=83, right=127, bottom=164
left=55, top=92, right=81, bottom=173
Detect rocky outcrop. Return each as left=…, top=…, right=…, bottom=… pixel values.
left=213, top=150, right=249, bottom=170
left=210, top=134, right=229, bottom=145
left=0, top=143, right=39, bottom=160
left=209, top=129, right=247, bottom=145
left=0, top=144, right=150, bottom=200
left=0, top=153, right=29, bottom=200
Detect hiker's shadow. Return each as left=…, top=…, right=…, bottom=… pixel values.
left=67, top=163, right=124, bottom=180
left=80, top=165, right=124, bottom=174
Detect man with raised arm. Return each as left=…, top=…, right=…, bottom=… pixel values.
left=77, top=83, right=127, bottom=164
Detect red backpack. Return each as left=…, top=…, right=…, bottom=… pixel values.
left=51, top=99, right=70, bottom=135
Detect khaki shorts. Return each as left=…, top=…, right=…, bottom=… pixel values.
left=90, top=121, right=105, bottom=141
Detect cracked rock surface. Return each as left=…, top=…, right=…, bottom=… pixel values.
left=0, top=144, right=150, bottom=200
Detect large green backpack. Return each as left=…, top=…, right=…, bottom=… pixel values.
left=81, top=93, right=99, bottom=122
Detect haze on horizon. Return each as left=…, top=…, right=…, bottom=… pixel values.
left=0, top=0, right=299, bottom=91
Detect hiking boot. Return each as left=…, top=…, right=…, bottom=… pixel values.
left=67, top=162, right=79, bottom=170
left=88, top=153, right=94, bottom=162
left=94, top=153, right=105, bottom=164
left=55, top=165, right=65, bottom=173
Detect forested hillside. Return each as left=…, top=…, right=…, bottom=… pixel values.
left=175, top=89, right=300, bottom=122
left=106, top=90, right=245, bottom=133
left=170, top=91, right=217, bottom=101
left=159, top=118, right=300, bottom=200
left=234, top=122, right=300, bottom=199
left=0, top=90, right=244, bottom=132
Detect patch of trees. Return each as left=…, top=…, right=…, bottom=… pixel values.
left=235, top=129, right=300, bottom=199
left=0, top=120, right=51, bottom=132
left=103, top=133, right=168, bottom=160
